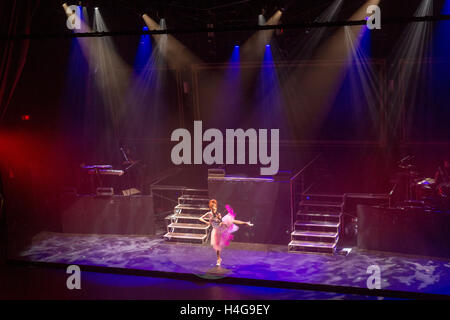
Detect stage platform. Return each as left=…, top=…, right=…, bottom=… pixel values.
left=10, top=231, right=450, bottom=299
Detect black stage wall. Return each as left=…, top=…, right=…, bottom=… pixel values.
left=60, top=194, right=155, bottom=235
left=208, top=176, right=291, bottom=245
left=357, top=204, right=450, bottom=259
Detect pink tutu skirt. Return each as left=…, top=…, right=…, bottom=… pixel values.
left=211, top=213, right=239, bottom=251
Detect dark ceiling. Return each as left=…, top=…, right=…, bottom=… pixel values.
left=22, top=0, right=449, bottom=34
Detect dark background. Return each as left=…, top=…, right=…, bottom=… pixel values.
left=1, top=0, right=449, bottom=257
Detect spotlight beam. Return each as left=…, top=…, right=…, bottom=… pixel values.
left=62, top=5, right=132, bottom=133
left=291, top=0, right=344, bottom=60
left=142, top=14, right=201, bottom=70
left=241, top=10, right=283, bottom=62
left=387, top=0, right=435, bottom=136
left=282, top=0, right=381, bottom=138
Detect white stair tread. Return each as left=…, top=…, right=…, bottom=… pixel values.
left=299, top=202, right=343, bottom=207
left=175, top=204, right=209, bottom=211
left=183, top=189, right=208, bottom=195
left=164, top=232, right=207, bottom=240
left=166, top=214, right=203, bottom=220
left=291, top=230, right=338, bottom=238
left=303, top=194, right=344, bottom=198
left=168, top=222, right=210, bottom=230
left=179, top=195, right=209, bottom=201
left=295, top=221, right=340, bottom=228
left=288, top=240, right=337, bottom=248
left=297, top=212, right=342, bottom=217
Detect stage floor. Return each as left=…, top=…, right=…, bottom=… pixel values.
left=12, top=232, right=450, bottom=298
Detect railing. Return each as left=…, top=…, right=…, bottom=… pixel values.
left=148, top=167, right=182, bottom=189
left=289, top=153, right=322, bottom=232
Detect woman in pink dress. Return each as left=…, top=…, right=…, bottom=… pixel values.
left=199, top=199, right=253, bottom=266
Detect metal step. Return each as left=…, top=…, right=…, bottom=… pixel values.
left=165, top=213, right=204, bottom=222
left=164, top=189, right=210, bottom=245
left=302, top=194, right=344, bottom=202
left=295, top=221, right=340, bottom=228
left=289, top=239, right=337, bottom=248
left=291, top=230, right=338, bottom=239
left=175, top=204, right=209, bottom=212
left=290, top=193, right=343, bottom=255
left=178, top=195, right=210, bottom=205
left=182, top=189, right=209, bottom=197
left=288, top=240, right=337, bottom=254
left=291, top=231, right=338, bottom=244
left=179, top=194, right=209, bottom=200
left=298, top=202, right=343, bottom=213
left=168, top=222, right=210, bottom=230
left=294, top=221, right=340, bottom=233
left=297, top=212, right=341, bottom=221
left=299, top=201, right=343, bottom=207
left=178, top=195, right=209, bottom=203
left=164, top=232, right=207, bottom=242
left=165, top=214, right=205, bottom=227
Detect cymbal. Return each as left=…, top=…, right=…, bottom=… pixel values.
left=417, top=178, right=436, bottom=185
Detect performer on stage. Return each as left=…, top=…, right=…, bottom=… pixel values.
left=199, top=199, right=253, bottom=267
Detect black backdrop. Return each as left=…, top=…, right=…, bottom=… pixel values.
left=208, top=177, right=291, bottom=245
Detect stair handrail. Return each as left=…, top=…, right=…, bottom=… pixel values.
left=149, top=167, right=183, bottom=187
left=289, top=153, right=322, bottom=232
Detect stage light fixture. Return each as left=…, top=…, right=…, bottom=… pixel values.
left=258, top=14, right=266, bottom=26
left=159, top=18, right=166, bottom=30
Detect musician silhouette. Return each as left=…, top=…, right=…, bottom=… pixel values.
left=120, top=146, right=136, bottom=168
left=119, top=146, right=144, bottom=194
left=435, top=160, right=450, bottom=186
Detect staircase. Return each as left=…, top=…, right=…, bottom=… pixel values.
left=288, top=194, right=343, bottom=254
left=163, top=189, right=211, bottom=244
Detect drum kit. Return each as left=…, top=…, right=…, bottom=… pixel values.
left=398, top=157, right=449, bottom=210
